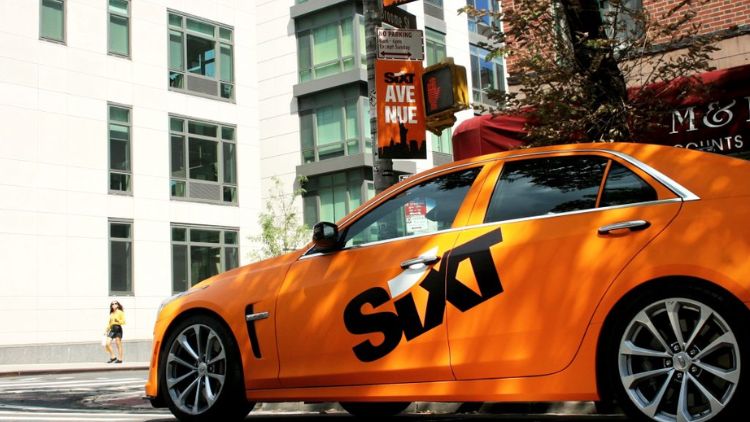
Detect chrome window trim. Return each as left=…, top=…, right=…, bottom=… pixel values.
left=299, top=198, right=684, bottom=259
left=298, top=148, right=699, bottom=259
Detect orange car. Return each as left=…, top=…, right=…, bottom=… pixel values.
left=146, top=143, right=750, bottom=422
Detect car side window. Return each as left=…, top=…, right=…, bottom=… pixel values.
left=343, top=168, right=481, bottom=248
left=484, top=156, right=608, bottom=223
left=600, top=162, right=657, bottom=207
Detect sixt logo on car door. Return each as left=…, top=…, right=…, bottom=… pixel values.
left=343, top=229, right=503, bottom=362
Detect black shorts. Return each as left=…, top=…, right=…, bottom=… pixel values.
left=108, top=325, right=123, bottom=339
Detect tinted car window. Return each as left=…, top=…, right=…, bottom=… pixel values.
left=600, top=162, right=657, bottom=207
left=343, top=168, right=481, bottom=247
left=485, top=156, right=607, bottom=223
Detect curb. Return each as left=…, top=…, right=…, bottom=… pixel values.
left=0, top=362, right=149, bottom=377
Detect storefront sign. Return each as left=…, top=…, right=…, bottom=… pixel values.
left=376, top=59, right=426, bottom=159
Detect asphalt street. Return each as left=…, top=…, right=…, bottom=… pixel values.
left=0, top=370, right=628, bottom=421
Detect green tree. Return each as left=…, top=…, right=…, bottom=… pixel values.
left=248, top=177, right=311, bottom=261
left=462, top=0, right=718, bottom=145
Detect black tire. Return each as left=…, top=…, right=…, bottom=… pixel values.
left=604, top=284, right=748, bottom=422
left=159, top=315, right=253, bottom=422
left=339, top=401, right=411, bottom=417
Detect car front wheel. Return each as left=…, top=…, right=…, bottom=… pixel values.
left=608, top=286, right=747, bottom=422
left=160, top=315, right=252, bottom=421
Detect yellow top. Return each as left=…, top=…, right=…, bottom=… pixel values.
left=107, top=309, right=126, bottom=331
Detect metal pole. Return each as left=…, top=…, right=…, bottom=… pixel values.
left=364, top=0, right=396, bottom=192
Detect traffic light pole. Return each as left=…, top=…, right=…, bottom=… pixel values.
left=364, top=0, right=397, bottom=193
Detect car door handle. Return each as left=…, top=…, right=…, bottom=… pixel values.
left=400, top=255, right=440, bottom=270
left=598, top=220, right=651, bottom=235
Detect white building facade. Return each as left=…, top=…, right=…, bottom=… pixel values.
left=0, top=0, right=505, bottom=364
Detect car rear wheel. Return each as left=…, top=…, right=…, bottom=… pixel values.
left=160, top=315, right=253, bottom=422
left=339, top=401, right=411, bottom=417
left=607, top=286, right=747, bottom=422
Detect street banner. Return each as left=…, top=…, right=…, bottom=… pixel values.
left=376, top=60, right=426, bottom=159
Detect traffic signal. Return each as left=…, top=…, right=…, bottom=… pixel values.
left=422, top=59, right=469, bottom=134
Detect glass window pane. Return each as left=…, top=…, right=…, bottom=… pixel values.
left=297, top=35, right=311, bottom=81
left=110, top=240, right=131, bottom=293
left=220, top=44, right=233, bottom=82
left=188, top=121, right=217, bottom=137
left=168, top=13, right=182, bottom=28
left=485, top=156, right=607, bottom=223
left=171, top=180, right=186, bottom=197
left=172, top=244, right=188, bottom=292
left=319, top=188, right=334, bottom=223
left=169, top=31, right=184, bottom=71
left=109, top=0, right=128, bottom=14
left=188, top=138, right=218, bottom=181
left=219, top=27, right=232, bottom=41
left=221, top=126, right=235, bottom=140
left=172, top=227, right=186, bottom=242
left=186, top=18, right=215, bottom=37
left=186, top=34, right=216, bottom=78
left=341, top=19, right=353, bottom=58
left=224, top=231, right=238, bottom=244
left=223, top=143, right=236, bottom=184
left=225, top=247, right=239, bottom=271
left=170, top=117, right=184, bottom=132
left=108, top=14, right=129, bottom=56
left=300, top=113, right=314, bottom=150
left=600, top=162, right=657, bottom=207
left=110, top=139, right=130, bottom=171
left=41, top=0, right=64, bottom=41
left=109, top=107, right=129, bottom=123
left=333, top=183, right=347, bottom=221
left=303, top=195, right=318, bottom=227
left=171, top=135, right=186, bottom=178
left=343, top=168, right=481, bottom=247
left=220, top=83, right=233, bottom=100
left=316, top=105, right=343, bottom=145
left=110, top=173, right=130, bottom=192
left=109, top=123, right=129, bottom=141
left=223, top=186, right=237, bottom=203
left=345, top=100, right=358, bottom=139
left=190, top=229, right=221, bottom=243
left=110, top=223, right=130, bottom=238
left=190, top=245, right=221, bottom=286
left=312, top=23, right=339, bottom=66
left=169, top=72, right=184, bottom=88
left=348, top=176, right=362, bottom=213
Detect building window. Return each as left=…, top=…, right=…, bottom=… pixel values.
left=300, top=94, right=371, bottom=163
left=40, top=0, right=65, bottom=43
left=296, top=7, right=365, bottom=82
left=108, top=0, right=130, bottom=57
left=600, top=0, right=644, bottom=44
left=109, top=104, right=132, bottom=194
left=169, top=116, right=237, bottom=205
left=424, top=0, right=444, bottom=20
left=168, top=11, right=234, bottom=100
left=109, top=220, right=133, bottom=295
left=466, top=0, right=499, bottom=36
left=171, top=225, right=239, bottom=293
left=303, top=169, right=374, bottom=227
left=470, top=44, right=506, bottom=106
left=432, top=128, right=452, bottom=154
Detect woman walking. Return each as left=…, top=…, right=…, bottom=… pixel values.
left=104, top=300, right=126, bottom=363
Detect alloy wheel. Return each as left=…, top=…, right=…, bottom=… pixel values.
left=165, top=323, right=227, bottom=416
left=618, top=298, right=741, bottom=422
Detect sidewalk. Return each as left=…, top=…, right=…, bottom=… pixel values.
left=0, top=361, right=149, bottom=377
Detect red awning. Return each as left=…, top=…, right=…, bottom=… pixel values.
left=451, top=113, right=528, bottom=161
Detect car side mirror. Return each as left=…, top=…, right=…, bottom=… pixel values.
left=312, top=222, right=340, bottom=251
